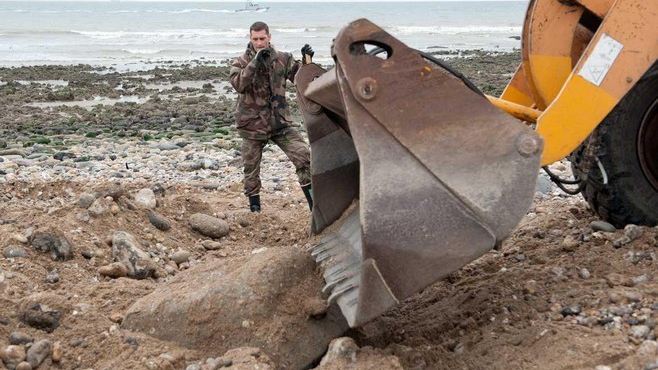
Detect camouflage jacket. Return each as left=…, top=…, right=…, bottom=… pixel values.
left=229, top=44, right=301, bottom=140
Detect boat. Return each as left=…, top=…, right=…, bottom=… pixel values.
left=235, top=1, right=269, bottom=13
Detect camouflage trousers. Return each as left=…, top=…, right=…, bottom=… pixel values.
left=242, top=126, right=311, bottom=197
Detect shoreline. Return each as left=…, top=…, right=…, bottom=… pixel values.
left=0, top=50, right=521, bottom=189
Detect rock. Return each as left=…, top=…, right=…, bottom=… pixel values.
left=0, top=345, right=27, bottom=369
left=157, top=142, right=180, bottom=151
left=15, top=361, right=32, bottom=370
left=20, top=304, right=61, bottom=333
left=0, top=139, right=6, bottom=148
left=9, top=332, right=33, bottom=345
left=579, top=268, right=591, bottom=279
left=11, top=233, right=28, bottom=244
left=561, top=235, right=580, bottom=251
left=110, top=231, right=151, bottom=278
left=134, top=188, right=157, bottom=209
left=51, top=341, right=62, bottom=363
left=523, top=280, right=538, bottom=295
left=45, top=270, right=60, bottom=284
left=171, top=250, right=190, bottom=265
left=151, top=183, right=166, bottom=197
left=148, top=212, right=171, bottom=231
left=53, top=152, right=76, bottom=161
left=99, top=262, right=129, bottom=279
left=77, top=193, right=96, bottom=209
left=561, top=305, right=582, bottom=316
left=201, top=240, right=223, bottom=250
left=189, top=213, right=230, bottom=239
left=26, top=339, right=52, bottom=368
left=3, top=247, right=27, bottom=258
left=535, top=174, right=552, bottom=195
left=321, top=337, right=358, bottom=364
left=31, top=232, right=74, bottom=261
left=590, top=220, right=616, bottom=232
left=88, top=198, right=110, bottom=217
left=123, top=247, right=348, bottom=370
left=624, top=224, right=644, bottom=241
left=630, top=325, right=651, bottom=339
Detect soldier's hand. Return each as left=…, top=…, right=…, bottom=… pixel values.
left=301, top=44, right=314, bottom=64
left=255, top=48, right=271, bottom=65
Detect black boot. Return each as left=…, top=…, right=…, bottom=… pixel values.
left=249, top=194, right=261, bottom=212
left=301, top=184, right=313, bottom=211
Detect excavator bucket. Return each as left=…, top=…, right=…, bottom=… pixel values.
left=295, top=19, right=543, bottom=328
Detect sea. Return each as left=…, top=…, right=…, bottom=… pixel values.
left=0, top=1, right=529, bottom=69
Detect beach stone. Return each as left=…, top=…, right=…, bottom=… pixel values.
left=51, top=341, right=62, bottom=363
left=201, top=240, right=223, bottom=250
left=171, top=250, right=190, bottom=265
left=624, top=224, right=643, bottom=241
left=0, top=345, right=27, bottom=369
left=189, top=213, right=230, bottom=239
left=0, top=149, right=25, bottom=157
left=0, top=139, right=6, bottom=148
left=26, top=339, right=52, bottom=368
left=11, top=233, right=28, bottom=244
left=134, top=188, right=157, bottom=209
left=99, top=262, right=128, bottom=279
left=320, top=337, right=359, bottom=365
left=45, top=270, right=60, bottom=284
left=3, top=247, right=27, bottom=258
left=88, top=198, right=110, bottom=217
left=148, top=212, right=171, bottom=231
left=157, top=142, right=180, bottom=151
left=20, top=304, right=61, bottom=333
left=31, top=232, right=74, bottom=261
left=630, top=325, right=651, bottom=339
left=110, top=231, right=151, bottom=278
left=123, top=246, right=347, bottom=370
left=53, top=152, right=76, bottom=161
left=590, top=220, right=616, bottom=232
left=9, top=332, right=33, bottom=345
left=15, top=361, right=32, bottom=370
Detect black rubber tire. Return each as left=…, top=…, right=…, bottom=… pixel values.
left=571, top=62, right=658, bottom=228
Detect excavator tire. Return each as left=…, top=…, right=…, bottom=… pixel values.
left=571, top=62, right=658, bottom=228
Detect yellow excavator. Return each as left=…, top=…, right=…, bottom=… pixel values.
left=294, top=0, right=658, bottom=328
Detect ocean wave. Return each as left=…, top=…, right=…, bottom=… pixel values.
left=71, top=29, right=247, bottom=40
left=273, top=28, right=317, bottom=33
left=392, top=25, right=522, bottom=35
left=170, top=8, right=235, bottom=14
left=121, top=48, right=164, bottom=55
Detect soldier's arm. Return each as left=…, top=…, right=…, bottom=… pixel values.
left=287, top=54, right=302, bottom=84
left=229, top=56, right=259, bottom=93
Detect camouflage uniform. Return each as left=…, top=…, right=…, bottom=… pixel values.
left=229, top=44, right=311, bottom=197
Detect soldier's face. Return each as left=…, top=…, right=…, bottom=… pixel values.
left=250, top=30, right=271, bottom=51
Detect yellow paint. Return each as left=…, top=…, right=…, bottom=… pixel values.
left=528, top=54, right=573, bottom=107
left=537, top=76, right=619, bottom=166
left=486, top=95, right=541, bottom=123
left=500, top=84, right=535, bottom=108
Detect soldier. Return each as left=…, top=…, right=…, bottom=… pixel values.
left=229, top=21, right=315, bottom=212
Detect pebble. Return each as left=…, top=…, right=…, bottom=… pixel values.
left=201, top=240, right=223, bottom=250
left=26, top=339, right=52, bottom=368
left=51, top=341, right=62, bottom=363
left=45, top=269, right=60, bottom=283
left=9, top=332, right=33, bottom=345
left=77, top=193, right=97, bottom=209
left=11, top=233, right=28, bottom=244
left=148, top=212, right=171, bottom=231
left=631, top=325, right=651, bottom=339
left=134, top=188, right=157, bottom=209
left=31, top=232, right=74, bottom=261
left=171, top=250, right=190, bottom=265
left=0, top=345, right=27, bottom=368
left=15, top=361, right=33, bottom=370
left=21, top=304, right=62, bottom=333
left=523, top=280, right=537, bottom=295
left=625, top=224, right=644, bottom=241
left=98, top=262, right=129, bottom=279
left=320, top=337, right=358, bottom=365
left=579, top=268, right=591, bottom=279
left=189, top=213, right=230, bottom=239
left=3, top=247, right=28, bottom=258
left=590, top=220, right=616, bottom=232
left=561, top=305, right=582, bottom=316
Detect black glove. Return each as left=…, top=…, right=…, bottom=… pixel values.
left=301, top=44, right=314, bottom=64
left=255, top=48, right=271, bottom=64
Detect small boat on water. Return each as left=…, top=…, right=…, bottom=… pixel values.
left=235, top=1, right=269, bottom=13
